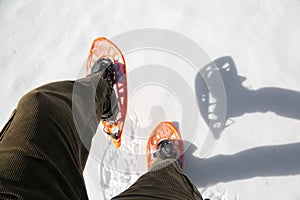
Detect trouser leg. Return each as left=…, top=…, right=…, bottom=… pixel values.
left=112, top=159, right=203, bottom=200
left=0, top=74, right=110, bottom=199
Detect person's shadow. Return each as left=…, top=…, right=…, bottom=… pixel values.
left=187, top=56, right=300, bottom=187
left=195, top=56, right=300, bottom=139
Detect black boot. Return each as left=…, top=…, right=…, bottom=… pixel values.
left=153, top=139, right=178, bottom=160
left=91, top=58, right=119, bottom=120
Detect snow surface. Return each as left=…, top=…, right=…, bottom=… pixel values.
left=1, top=0, right=300, bottom=199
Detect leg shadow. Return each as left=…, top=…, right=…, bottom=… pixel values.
left=183, top=140, right=300, bottom=187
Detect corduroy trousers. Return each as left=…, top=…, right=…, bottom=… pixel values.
left=0, top=75, right=202, bottom=200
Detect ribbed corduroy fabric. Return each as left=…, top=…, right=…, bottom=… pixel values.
left=0, top=75, right=203, bottom=200
left=112, top=159, right=203, bottom=200
left=0, top=75, right=110, bottom=199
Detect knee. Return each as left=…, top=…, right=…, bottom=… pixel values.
left=20, top=89, right=44, bottom=105
left=19, top=89, right=65, bottom=114
left=20, top=81, right=73, bottom=106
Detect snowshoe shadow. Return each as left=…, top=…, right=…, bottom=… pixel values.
left=195, top=56, right=300, bottom=139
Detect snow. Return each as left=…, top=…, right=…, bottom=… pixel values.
left=1, top=0, right=300, bottom=199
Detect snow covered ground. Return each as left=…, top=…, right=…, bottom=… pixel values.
left=1, top=0, right=300, bottom=199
